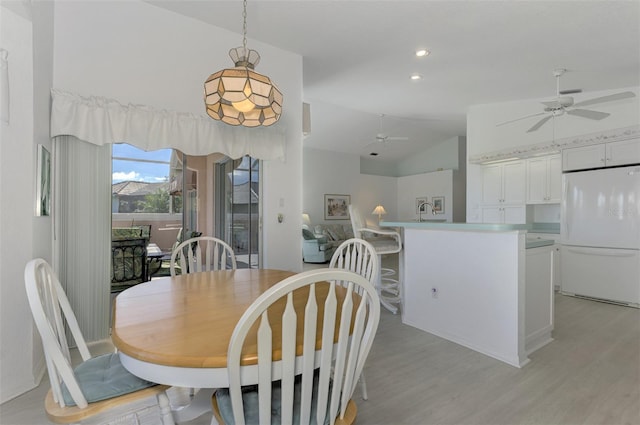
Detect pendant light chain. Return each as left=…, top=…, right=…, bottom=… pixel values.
left=242, top=0, right=248, bottom=51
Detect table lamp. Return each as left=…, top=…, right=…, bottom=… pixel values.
left=302, top=213, right=311, bottom=228
left=372, top=205, right=387, bottom=224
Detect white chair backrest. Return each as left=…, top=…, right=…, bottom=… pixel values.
left=24, top=259, right=92, bottom=408
left=225, top=269, right=380, bottom=425
left=170, top=236, right=237, bottom=276
left=330, top=238, right=379, bottom=287
left=348, top=205, right=366, bottom=239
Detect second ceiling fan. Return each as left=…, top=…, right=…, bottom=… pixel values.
left=498, top=69, right=635, bottom=133
left=365, top=114, right=409, bottom=155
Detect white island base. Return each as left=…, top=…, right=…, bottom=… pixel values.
left=387, top=223, right=554, bottom=368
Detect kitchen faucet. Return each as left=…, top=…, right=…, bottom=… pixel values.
left=418, top=202, right=436, bottom=222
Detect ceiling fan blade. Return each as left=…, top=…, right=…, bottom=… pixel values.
left=496, top=111, right=547, bottom=127
left=566, top=108, right=610, bottom=120
left=571, top=91, right=635, bottom=108
left=526, top=115, right=553, bottom=133
left=541, top=100, right=561, bottom=109
left=386, top=136, right=409, bottom=141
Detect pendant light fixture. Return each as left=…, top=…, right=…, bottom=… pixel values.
left=204, top=0, right=283, bottom=127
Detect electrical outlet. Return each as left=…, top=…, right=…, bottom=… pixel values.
left=431, top=287, right=438, bottom=298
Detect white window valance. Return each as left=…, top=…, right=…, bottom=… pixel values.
left=50, top=89, right=286, bottom=160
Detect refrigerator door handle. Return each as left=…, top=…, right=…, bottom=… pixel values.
left=561, top=176, right=569, bottom=243
left=564, top=246, right=638, bottom=258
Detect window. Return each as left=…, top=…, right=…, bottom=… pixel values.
left=111, top=144, right=184, bottom=259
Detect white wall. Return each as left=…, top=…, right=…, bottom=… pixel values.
left=0, top=1, right=54, bottom=403
left=52, top=1, right=303, bottom=272
left=466, top=87, right=640, bottom=222
left=303, top=148, right=396, bottom=227
left=396, top=136, right=462, bottom=176
left=397, top=170, right=454, bottom=222
left=360, top=135, right=465, bottom=177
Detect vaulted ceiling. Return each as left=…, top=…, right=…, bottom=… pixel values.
left=149, top=1, right=640, bottom=163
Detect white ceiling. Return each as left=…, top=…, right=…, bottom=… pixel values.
left=148, top=1, right=640, bottom=163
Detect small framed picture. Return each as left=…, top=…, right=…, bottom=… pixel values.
left=324, top=194, right=350, bottom=220
left=36, top=144, right=51, bottom=216
left=416, top=197, right=428, bottom=214
left=432, top=196, right=445, bottom=214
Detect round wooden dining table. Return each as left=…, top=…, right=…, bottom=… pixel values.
left=112, top=267, right=353, bottom=391
left=112, top=268, right=298, bottom=389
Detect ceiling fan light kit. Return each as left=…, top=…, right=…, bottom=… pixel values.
left=204, top=0, right=283, bottom=127
left=497, top=68, right=635, bottom=133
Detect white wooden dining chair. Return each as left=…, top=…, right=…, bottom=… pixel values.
left=329, top=238, right=379, bottom=401
left=24, top=259, right=174, bottom=425
left=170, top=236, right=237, bottom=276
left=168, top=236, right=237, bottom=420
left=348, top=204, right=403, bottom=314
left=211, top=269, right=381, bottom=425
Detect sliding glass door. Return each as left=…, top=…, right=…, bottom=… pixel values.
left=215, top=156, right=261, bottom=268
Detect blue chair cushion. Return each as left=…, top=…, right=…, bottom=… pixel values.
left=61, top=353, right=157, bottom=406
left=215, top=371, right=335, bottom=425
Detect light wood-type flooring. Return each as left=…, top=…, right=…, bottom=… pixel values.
left=2, top=290, right=638, bottom=424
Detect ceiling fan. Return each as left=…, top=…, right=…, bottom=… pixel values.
left=364, top=114, right=409, bottom=154
left=497, top=69, right=636, bottom=133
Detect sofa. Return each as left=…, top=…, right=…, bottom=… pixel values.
left=313, top=223, right=354, bottom=249
left=302, top=228, right=335, bottom=263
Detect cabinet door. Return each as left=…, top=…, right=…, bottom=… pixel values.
left=547, top=155, right=562, bottom=203
left=526, top=158, right=548, bottom=204
left=481, top=206, right=503, bottom=223
left=606, top=138, right=640, bottom=167
left=482, top=165, right=503, bottom=204
left=503, top=206, right=526, bottom=224
left=562, top=145, right=606, bottom=171
left=502, top=161, right=526, bottom=203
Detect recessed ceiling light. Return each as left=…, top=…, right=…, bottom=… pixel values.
left=370, top=152, right=379, bottom=156
left=415, top=49, right=430, bottom=57
left=410, top=73, right=423, bottom=81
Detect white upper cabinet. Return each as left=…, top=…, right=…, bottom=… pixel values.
left=482, top=160, right=526, bottom=205
left=527, top=155, right=561, bottom=204
left=606, top=138, right=640, bottom=167
left=481, top=205, right=526, bottom=224
left=562, top=138, right=640, bottom=171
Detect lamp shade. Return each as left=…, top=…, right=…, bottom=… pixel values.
left=372, top=205, right=387, bottom=216
left=204, top=47, right=283, bottom=127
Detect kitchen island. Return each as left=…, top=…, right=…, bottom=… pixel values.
left=383, top=221, right=554, bottom=368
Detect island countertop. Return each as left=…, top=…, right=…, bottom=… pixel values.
left=381, top=221, right=560, bottom=234
left=381, top=221, right=530, bottom=232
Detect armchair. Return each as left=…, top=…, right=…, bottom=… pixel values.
left=302, top=229, right=335, bottom=263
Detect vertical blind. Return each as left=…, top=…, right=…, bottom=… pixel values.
left=54, top=135, right=111, bottom=342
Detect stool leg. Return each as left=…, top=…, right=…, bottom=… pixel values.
left=376, top=257, right=399, bottom=314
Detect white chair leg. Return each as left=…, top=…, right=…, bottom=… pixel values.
left=360, top=373, right=368, bottom=400
left=158, top=391, right=176, bottom=425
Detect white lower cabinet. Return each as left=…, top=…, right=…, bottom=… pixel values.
left=525, top=244, right=554, bottom=355
left=528, top=233, right=561, bottom=290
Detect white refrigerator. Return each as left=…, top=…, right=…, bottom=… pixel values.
left=561, top=165, right=640, bottom=306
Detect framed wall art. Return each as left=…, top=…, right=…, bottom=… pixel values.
left=324, top=194, right=350, bottom=220
left=36, top=144, right=51, bottom=216
left=432, top=196, right=445, bottom=214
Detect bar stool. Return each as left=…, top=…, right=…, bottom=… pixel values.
left=348, top=204, right=402, bottom=314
